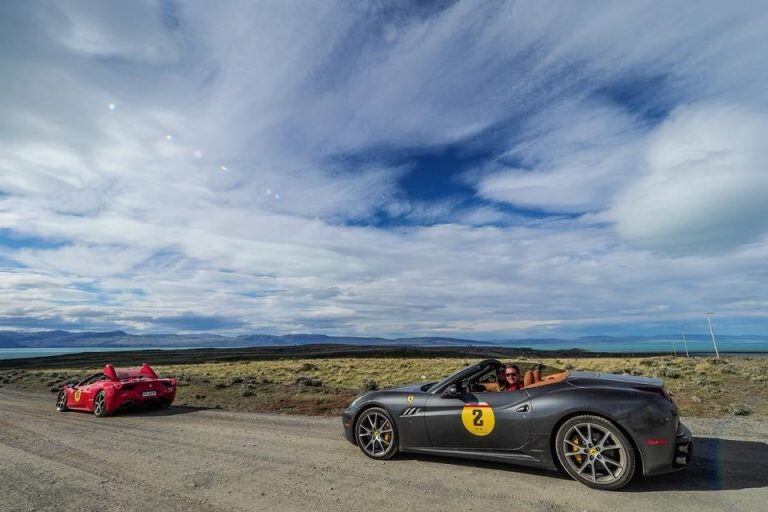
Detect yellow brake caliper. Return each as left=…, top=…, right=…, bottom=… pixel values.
left=572, top=435, right=582, bottom=464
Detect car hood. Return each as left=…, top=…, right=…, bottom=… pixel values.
left=388, top=382, right=429, bottom=392
left=569, top=371, right=664, bottom=387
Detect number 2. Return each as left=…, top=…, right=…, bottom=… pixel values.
left=472, top=408, right=484, bottom=426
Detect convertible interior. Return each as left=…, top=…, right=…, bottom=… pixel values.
left=468, top=363, right=569, bottom=392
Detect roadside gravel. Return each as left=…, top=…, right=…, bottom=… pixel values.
left=1, top=389, right=765, bottom=512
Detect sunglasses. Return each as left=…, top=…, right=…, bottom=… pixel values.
left=504, top=372, right=519, bottom=376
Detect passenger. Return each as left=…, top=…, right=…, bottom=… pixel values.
left=499, top=364, right=524, bottom=391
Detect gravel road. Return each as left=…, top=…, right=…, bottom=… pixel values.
left=1, top=389, right=765, bottom=512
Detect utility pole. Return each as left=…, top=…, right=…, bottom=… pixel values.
left=705, top=312, right=720, bottom=358
left=672, top=337, right=677, bottom=357
left=682, top=333, right=689, bottom=358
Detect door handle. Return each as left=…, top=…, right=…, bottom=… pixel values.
left=516, top=405, right=529, bottom=413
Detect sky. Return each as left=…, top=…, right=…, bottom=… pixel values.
left=0, top=0, right=767, bottom=339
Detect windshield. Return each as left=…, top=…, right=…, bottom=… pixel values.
left=427, top=359, right=500, bottom=393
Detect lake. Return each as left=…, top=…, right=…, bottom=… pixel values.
left=1, top=339, right=766, bottom=360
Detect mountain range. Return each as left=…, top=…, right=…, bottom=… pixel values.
left=0, top=330, right=764, bottom=351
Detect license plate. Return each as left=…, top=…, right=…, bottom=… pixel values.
left=142, top=391, right=157, bottom=397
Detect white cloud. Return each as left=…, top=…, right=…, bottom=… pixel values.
left=474, top=101, right=645, bottom=212
left=607, top=103, right=768, bottom=254
left=0, top=1, right=767, bottom=337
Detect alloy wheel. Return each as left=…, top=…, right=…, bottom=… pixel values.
left=562, top=422, right=627, bottom=484
left=93, top=392, right=107, bottom=417
left=56, top=391, right=67, bottom=412
left=357, top=410, right=395, bottom=458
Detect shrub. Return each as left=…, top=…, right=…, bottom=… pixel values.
left=298, top=363, right=318, bottom=372
left=362, top=379, right=379, bottom=391
left=694, top=363, right=711, bottom=375
left=241, top=388, right=254, bottom=397
left=657, top=366, right=681, bottom=378
left=214, top=382, right=227, bottom=389
left=226, top=376, right=244, bottom=386
left=730, top=405, right=752, bottom=416
left=692, top=376, right=713, bottom=386
left=295, top=376, right=324, bottom=387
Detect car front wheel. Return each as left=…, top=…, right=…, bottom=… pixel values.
left=355, top=407, right=398, bottom=460
left=555, top=414, right=636, bottom=490
left=55, top=390, right=68, bottom=412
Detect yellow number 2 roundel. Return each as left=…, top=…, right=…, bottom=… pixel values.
left=74, top=389, right=82, bottom=402
left=461, top=403, right=495, bottom=436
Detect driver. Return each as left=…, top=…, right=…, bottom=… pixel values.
left=499, top=364, right=524, bottom=391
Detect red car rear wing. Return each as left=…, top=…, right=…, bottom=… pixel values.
left=103, top=363, right=159, bottom=381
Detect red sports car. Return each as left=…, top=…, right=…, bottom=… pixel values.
left=55, top=363, right=176, bottom=417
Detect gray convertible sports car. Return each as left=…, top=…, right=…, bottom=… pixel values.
left=342, top=359, right=692, bottom=490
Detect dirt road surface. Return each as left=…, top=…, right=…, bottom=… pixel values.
left=1, top=389, right=765, bottom=512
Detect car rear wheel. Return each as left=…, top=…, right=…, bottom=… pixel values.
left=555, top=414, right=636, bottom=490
left=93, top=391, right=108, bottom=417
left=355, top=407, right=398, bottom=460
left=55, top=390, right=68, bottom=412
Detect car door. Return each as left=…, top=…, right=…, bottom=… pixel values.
left=69, top=374, right=99, bottom=410
left=424, top=388, right=532, bottom=451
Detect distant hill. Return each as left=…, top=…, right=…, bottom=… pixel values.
left=0, top=330, right=764, bottom=352
left=0, top=330, right=492, bottom=349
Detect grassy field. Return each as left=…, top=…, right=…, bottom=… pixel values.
left=1, top=355, right=766, bottom=417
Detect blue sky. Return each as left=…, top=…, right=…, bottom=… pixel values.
left=0, top=1, right=767, bottom=339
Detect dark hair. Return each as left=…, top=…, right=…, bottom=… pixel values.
left=499, top=364, right=520, bottom=377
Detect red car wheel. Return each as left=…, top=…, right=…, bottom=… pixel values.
left=55, top=390, right=68, bottom=412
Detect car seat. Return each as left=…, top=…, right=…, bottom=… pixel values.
left=523, top=370, right=534, bottom=387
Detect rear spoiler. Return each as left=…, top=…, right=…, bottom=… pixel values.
left=103, top=363, right=159, bottom=381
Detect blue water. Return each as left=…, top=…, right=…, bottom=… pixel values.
left=510, top=338, right=768, bottom=355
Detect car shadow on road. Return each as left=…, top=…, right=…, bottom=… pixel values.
left=394, top=453, right=571, bottom=481
left=628, top=436, right=768, bottom=492
left=110, top=404, right=213, bottom=417
left=395, top=436, right=768, bottom=492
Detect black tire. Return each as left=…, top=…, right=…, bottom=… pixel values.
left=555, top=414, right=636, bottom=490
left=355, top=407, right=398, bottom=460
left=159, top=399, right=171, bottom=409
left=55, top=390, right=68, bottom=412
left=93, top=391, right=108, bottom=417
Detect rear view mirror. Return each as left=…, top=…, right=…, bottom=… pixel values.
left=441, top=384, right=460, bottom=399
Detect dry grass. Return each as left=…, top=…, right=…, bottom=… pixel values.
left=2, top=355, right=765, bottom=417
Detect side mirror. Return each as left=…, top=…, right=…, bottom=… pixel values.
left=66, top=383, right=76, bottom=389
left=441, top=384, right=461, bottom=399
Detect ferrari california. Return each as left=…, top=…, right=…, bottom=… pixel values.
left=342, top=359, right=692, bottom=490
